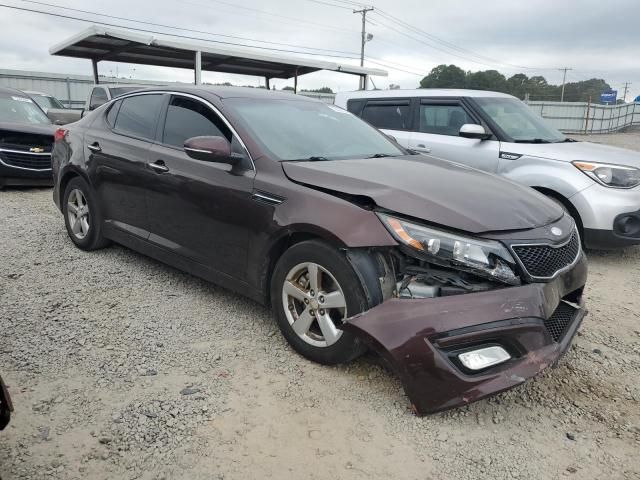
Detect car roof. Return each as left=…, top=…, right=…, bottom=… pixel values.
left=23, top=90, right=51, bottom=96
left=95, top=83, right=156, bottom=89
left=0, top=86, right=32, bottom=96
left=334, top=88, right=516, bottom=100
left=117, top=85, right=319, bottom=102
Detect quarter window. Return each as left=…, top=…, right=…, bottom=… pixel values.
left=419, top=104, right=475, bottom=136
left=106, top=100, right=120, bottom=127
left=113, top=94, right=164, bottom=140
left=162, top=96, right=231, bottom=148
left=89, top=87, right=108, bottom=110
left=361, top=101, right=411, bottom=130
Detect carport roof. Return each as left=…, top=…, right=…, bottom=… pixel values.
left=49, top=26, right=387, bottom=80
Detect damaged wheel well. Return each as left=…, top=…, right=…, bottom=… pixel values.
left=262, top=232, right=395, bottom=308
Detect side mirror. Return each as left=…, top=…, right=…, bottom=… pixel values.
left=459, top=124, right=491, bottom=140
left=184, top=136, right=233, bottom=163
left=385, top=133, right=398, bottom=143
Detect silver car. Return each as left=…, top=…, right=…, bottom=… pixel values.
left=335, top=89, right=640, bottom=249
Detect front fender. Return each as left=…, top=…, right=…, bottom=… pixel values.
left=498, top=155, right=592, bottom=199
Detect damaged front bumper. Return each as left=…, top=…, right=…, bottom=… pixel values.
left=340, top=253, right=588, bottom=415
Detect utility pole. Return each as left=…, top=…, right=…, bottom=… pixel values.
left=622, top=82, right=632, bottom=103
left=353, top=6, right=374, bottom=90
left=559, top=67, right=572, bottom=102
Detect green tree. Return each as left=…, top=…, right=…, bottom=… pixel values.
left=466, top=70, right=507, bottom=92
left=420, top=64, right=466, bottom=89
left=506, top=73, right=529, bottom=99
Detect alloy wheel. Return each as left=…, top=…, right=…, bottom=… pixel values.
left=282, top=262, right=347, bottom=347
left=67, top=188, right=90, bottom=240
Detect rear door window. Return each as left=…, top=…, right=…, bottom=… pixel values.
left=360, top=100, right=411, bottom=130
left=162, top=96, right=231, bottom=148
left=113, top=94, right=164, bottom=140
left=419, top=103, right=475, bottom=136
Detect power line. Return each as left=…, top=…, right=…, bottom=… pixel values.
left=307, top=0, right=353, bottom=10
left=366, top=58, right=423, bottom=76
left=183, top=0, right=359, bottom=35
left=0, top=3, right=360, bottom=60
left=22, top=0, right=360, bottom=56
left=372, top=9, right=554, bottom=71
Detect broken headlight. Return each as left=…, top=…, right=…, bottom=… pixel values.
left=377, top=213, right=519, bottom=285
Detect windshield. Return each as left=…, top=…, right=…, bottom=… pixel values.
left=474, top=97, right=566, bottom=143
left=0, top=94, right=51, bottom=124
left=30, top=94, right=65, bottom=110
left=224, top=98, right=405, bottom=161
left=109, top=86, right=144, bottom=98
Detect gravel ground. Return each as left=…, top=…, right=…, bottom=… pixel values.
left=1, top=132, right=640, bottom=480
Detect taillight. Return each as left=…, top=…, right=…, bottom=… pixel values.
left=54, top=128, right=68, bottom=142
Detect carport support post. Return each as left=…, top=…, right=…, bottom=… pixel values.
left=194, top=50, right=202, bottom=85
left=91, top=59, right=99, bottom=85
left=294, top=69, right=298, bottom=94
left=265, top=76, right=270, bottom=90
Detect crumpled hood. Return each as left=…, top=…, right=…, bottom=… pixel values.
left=503, top=140, right=640, bottom=168
left=0, top=121, right=56, bottom=136
left=282, top=155, right=563, bottom=234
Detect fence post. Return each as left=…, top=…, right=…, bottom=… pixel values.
left=65, top=77, right=72, bottom=108
left=584, top=97, right=591, bottom=134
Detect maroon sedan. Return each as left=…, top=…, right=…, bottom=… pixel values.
left=51, top=87, right=586, bottom=414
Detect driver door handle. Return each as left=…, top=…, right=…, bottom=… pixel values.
left=414, top=144, right=431, bottom=153
left=149, top=160, right=169, bottom=173
left=87, top=142, right=101, bottom=153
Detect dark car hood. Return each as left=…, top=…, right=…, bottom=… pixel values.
left=282, top=155, right=563, bottom=234
left=0, top=121, right=56, bottom=136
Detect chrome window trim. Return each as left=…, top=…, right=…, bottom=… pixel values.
left=0, top=149, right=52, bottom=172
left=509, top=226, right=582, bottom=281
left=104, top=90, right=255, bottom=170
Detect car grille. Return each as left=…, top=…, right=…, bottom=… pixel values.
left=544, top=301, right=577, bottom=342
left=512, top=229, right=580, bottom=279
left=0, top=150, right=52, bottom=170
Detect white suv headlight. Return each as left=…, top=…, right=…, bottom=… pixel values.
left=377, top=213, right=519, bottom=285
left=573, top=161, right=640, bottom=189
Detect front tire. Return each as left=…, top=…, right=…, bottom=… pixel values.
left=62, top=176, right=109, bottom=251
left=271, top=240, right=374, bottom=365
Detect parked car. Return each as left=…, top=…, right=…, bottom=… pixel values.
left=0, top=375, right=12, bottom=430
left=335, top=89, right=640, bottom=249
left=52, top=86, right=587, bottom=414
left=46, top=84, right=151, bottom=125
left=0, top=86, right=55, bottom=188
left=23, top=90, right=66, bottom=112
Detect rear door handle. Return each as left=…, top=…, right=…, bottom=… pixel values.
left=149, top=160, right=169, bottom=173
left=87, top=142, right=101, bottom=153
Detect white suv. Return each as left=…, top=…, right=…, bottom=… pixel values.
left=335, top=89, right=640, bottom=249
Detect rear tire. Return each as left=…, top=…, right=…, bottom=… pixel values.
left=62, top=176, right=110, bottom=251
left=270, top=240, right=374, bottom=365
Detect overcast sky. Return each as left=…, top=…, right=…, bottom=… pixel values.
left=1, top=0, right=639, bottom=99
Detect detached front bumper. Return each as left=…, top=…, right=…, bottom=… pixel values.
left=341, top=254, right=588, bottom=415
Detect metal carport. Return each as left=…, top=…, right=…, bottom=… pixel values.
left=49, top=26, right=387, bottom=92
